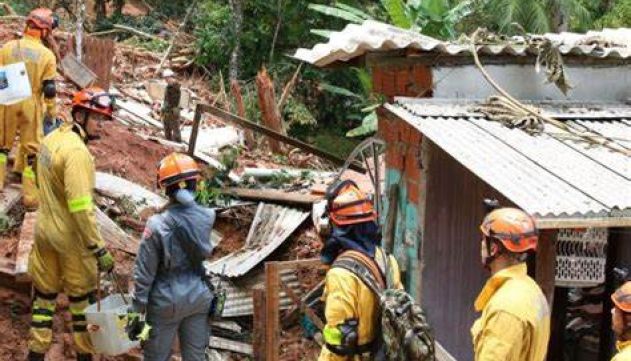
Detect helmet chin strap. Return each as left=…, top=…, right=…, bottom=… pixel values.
left=482, top=237, right=499, bottom=270
left=72, top=112, right=100, bottom=142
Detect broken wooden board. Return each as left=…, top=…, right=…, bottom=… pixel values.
left=14, top=212, right=36, bottom=282
left=0, top=184, right=22, bottom=214
left=209, top=337, right=253, bottom=356
left=206, top=203, right=309, bottom=278
left=96, top=208, right=139, bottom=254
left=95, top=172, right=167, bottom=211
left=221, top=188, right=322, bottom=207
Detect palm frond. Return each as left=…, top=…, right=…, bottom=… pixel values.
left=310, top=29, right=333, bottom=38
left=308, top=4, right=366, bottom=23
left=380, top=0, right=412, bottom=28
left=334, top=3, right=374, bottom=20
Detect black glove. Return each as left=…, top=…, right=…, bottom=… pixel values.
left=126, top=310, right=151, bottom=342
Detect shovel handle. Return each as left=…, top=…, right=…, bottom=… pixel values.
left=96, top=271, right=101, bottom=312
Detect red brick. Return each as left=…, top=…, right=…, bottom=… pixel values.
left=407, top=179, right=420, bottom=203
left=372, top=67, right=384, bottom=95
left=413, top=65, right=433, bottom=97
left=395, top=67, right=409, bottom=96
left=381, top=67, right=397, bottom=99
left=409, top=129, right=422, bottom=145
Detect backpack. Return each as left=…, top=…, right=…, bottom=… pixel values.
left=332, top=249, right=436, bottom=361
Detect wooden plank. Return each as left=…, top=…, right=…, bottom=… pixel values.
left=275, top=258, right=322, bottom=271
left=383, top=184, right=399, bottom=254
left=14, top=212, right=36, bottom=282
left=199, top=105, right=364, bottom=172
left=209, top=336, right=253, bottom=355
left=95, top=208, right=139, bottom=255
left=82, top=36, right=115, bottom=90
left=252, top=286, right=266, bottom=361
left=187, top=103, right=203, bottom=157
left=0, top=185, right=22, bottom=214
left=95, top=172, right=167, bottom=211
left=535, top=229, right=558, bottom=307
left=221, top=187, right=322, bottom=207
left=265, top=261, right=280, bottom=361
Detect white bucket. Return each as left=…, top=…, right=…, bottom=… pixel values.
left=85, top=294, right=139, bottom=356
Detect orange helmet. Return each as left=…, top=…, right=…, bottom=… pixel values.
left=26, top=8, right=59, bottom=31
left=157, top=153, right=201, bottom=189
left=480, top=208, right=538, bottom=253
left=72, top=87, right=115, bottom=119
left=326, top=180, right=377, bottom=226
left=613, top=282, right=631, bottom=313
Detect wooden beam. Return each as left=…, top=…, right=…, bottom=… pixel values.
left=14, top=212, right=36, bottom=282
left=265, top=261, right=280, bottom=361
left=198, top=104, right=364, bottom=172
left=252, top=286, right=266, bottom=361
left=535, top=229, right=558, bottom=307
left=274, top=258, right=322, bottom=271
left=96, top=208, right=139, bottom=255
left=221, top=187, right=322, bottom=207
left=187, top=103, right=203, bottom=157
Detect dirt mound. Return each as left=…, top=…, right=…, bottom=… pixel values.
left=90, top=123, right=171, bottom=189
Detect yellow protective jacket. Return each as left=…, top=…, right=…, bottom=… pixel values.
left=0, top=34, right=57, bottom=168
left=471, top=263, right=550, bottom=361
left=318, top=248, right=402, bottom=361
left=613, top=341, right=631, bottom=361
left=36, top=123, right=105, bottom=254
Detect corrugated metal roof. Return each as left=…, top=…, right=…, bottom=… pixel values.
left=385, top=98, right=631, bottom=219
left=206, top=203, right=309, bottom=278
left=219, top=269, right=303, bottom=317
left=293, top=20, right=631, bottom=67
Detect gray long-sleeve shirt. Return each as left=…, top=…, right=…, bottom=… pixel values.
left=132, top=202, right=215, bottom=319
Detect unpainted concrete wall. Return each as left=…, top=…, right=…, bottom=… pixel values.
left=433, top=64, right=631, bottom=102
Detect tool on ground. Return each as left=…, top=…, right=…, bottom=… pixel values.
left=210, top=264, right=226, bottom=318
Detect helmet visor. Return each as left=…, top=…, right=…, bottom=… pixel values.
left=91, top=93, right=115, bottom=110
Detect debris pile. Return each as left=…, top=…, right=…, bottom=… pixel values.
left=0, top=12, right=383, bottom=360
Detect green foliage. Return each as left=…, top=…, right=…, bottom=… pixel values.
left=595, top=0, right=631, bottom=28
left=380, top=0, right=412, bottom=28
left=196, top=147, right=240, bottom=207
left=283, top=97, right=317, bottom=126
left=0, top=213, right=12, bottom=234
left=309, top=3, right=371, bottom=23
left=5, top=0, right=33, bottom=15
left=194, top=2, right=233, bottom=73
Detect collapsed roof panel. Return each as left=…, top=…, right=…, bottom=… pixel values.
left=206, top=203, right=309, bottom=278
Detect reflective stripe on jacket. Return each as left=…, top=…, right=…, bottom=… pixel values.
left=472, top=263, right=550, bottom=361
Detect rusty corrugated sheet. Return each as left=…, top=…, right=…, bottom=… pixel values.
left=206, top=203, right=309, bottom=278
left=293, top=20, right=631, bottom=67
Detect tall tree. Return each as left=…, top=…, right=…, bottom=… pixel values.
left=228, top=0, right=243, bottom=81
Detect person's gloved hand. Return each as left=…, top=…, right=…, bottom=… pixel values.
left=126, top=310, right=152, bottom=342
left=94, top=247, right=115, bottom=273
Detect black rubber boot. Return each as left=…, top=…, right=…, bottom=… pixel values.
left=77, top=354, right=92, bottom=361
left=27, top=352, right=45, bottom=361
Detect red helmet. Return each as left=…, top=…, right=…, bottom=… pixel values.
left=326, top=180, right=377, bottom=226
left=26, top=8, right=59, bottom=31
left=72, top=87, right=115, bottom=119
left=157, top=153, right=201, bottom=189
left=613, top=282, right=631, bottom=313
left=480, top=208, right=538, bottom=253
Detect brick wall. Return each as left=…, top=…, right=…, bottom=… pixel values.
left=372, top=64, right=432, bottom=100
left=378, top=108, right=422, bottom=204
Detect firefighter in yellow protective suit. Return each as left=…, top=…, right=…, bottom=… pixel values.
left=472, top=204, right=551, bottom=361
left=27, top=87, right=116, bottom=361
left=314, top=180, right=402, bottom=361
left=0, top=8, right=58, bottom=199
left=611, top=282, right=631, bottom=361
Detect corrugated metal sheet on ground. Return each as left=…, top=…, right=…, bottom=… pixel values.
left=293, top=20, right=631, bottom=67
left=384, top=98, right=631, bottom=219
left=206, top=203, right=309, bottom=277
left=219, top=269, right=303, bottom=317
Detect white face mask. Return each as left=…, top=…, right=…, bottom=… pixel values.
left=174, top=188, right=196, bottom=205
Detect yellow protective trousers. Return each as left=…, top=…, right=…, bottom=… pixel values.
left=0, top=98, right=44, bottom=172
left=28, top=226, right=98, bottom=355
